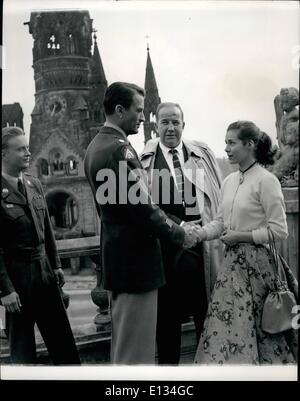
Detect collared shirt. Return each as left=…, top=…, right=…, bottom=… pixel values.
left=104, top=121, right=129, bottom=142
left=159, top=140, right=185, bottom=185
left=2, top=172, right=23, bottom=192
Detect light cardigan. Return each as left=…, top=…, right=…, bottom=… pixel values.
left=203, top=164, right=288, bottom=244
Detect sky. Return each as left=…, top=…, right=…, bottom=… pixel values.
left=2, top=0, right=299, bottom=158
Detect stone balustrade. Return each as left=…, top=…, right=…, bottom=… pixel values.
left=278, top=187, right=298, bottom=278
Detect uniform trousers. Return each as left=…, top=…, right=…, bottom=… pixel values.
left=109, top=289, right=157, bottom=365
left=5, top=257, right=80, bottom=365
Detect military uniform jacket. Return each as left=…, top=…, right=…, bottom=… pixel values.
left=0, top=173, right=61, bottom=297
left=84, top=126, right=185, bottom=293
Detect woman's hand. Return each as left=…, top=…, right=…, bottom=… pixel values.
left=220, top=230, right=239, bottom=246
left=220, top=230, right=254, bottom=246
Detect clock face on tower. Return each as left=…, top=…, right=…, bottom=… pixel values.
left=45, top=94, right=67, bottom=117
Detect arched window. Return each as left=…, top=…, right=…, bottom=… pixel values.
left=66, top=155, right=78, bottom=176
left=49, top=148, right=65, bottom=176
left=37, top=158, right=49, bottom=177
left=46, top=190, right=78, bottom=230
left=67, top=33, right=76, bottom=54
left=150, top=112, right=156, bottom=123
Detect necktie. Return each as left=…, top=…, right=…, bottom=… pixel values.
left=169, top=149, right=184, bottom=202
left=17, top=178, right=26, bottom=197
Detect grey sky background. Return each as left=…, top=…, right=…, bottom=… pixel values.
left=2, top=0, right=299, bottom=158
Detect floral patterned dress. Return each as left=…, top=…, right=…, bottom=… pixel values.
left=194, top=243, right=298, bottom=365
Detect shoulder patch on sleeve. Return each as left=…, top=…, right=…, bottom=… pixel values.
left=122, top=147, right=136, bottom=160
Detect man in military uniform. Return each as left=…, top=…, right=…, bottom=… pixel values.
left=84, top=82, right=198, bottom=364
left=0, top=127, right=80, bottom=365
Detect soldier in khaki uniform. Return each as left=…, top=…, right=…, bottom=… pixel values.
left=0, top=127, right=80, bottom=364
left=84, top=82, right=198, bottom=364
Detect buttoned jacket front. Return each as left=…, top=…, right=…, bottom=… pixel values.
left=0, top=173, right=60, bottom=297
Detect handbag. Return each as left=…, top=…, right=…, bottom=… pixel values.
left=261, top=228, right=298, bottom=334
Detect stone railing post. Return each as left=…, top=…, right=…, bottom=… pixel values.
left=90, top=261, right=111, bottom=331
left=278, top=187, right=299, bottom=278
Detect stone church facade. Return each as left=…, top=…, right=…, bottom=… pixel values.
left=24, top=10, right=107, bottom=239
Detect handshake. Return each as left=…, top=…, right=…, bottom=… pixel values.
left=182, top=220, right=206, bottom=249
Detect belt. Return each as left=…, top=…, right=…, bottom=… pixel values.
left=5, top=245, right=46, bottom=261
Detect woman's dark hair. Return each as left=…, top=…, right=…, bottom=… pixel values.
left=227, top=120, right=276, bottom=166
left=103, top=82, right=145, bottom=116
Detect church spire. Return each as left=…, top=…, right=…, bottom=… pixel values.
left=90, top=30, right=107, bottom=89
left=144, top=41, right=161, bottom=143
left=89, top=30, right=107, bottom=125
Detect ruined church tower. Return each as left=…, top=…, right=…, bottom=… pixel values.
left=24, top=11, right=107, bottom=239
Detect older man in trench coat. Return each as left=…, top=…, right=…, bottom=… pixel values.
left=140, top=102, right=223, bottom=364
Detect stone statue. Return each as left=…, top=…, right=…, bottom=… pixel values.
left=272, top=87, right=299, bottom=187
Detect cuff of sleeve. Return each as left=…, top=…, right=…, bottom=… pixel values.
left=0, top=281, right=16, bottom=298
left=54, top=257, right=62, bottom=269
left=203, top=226, right=213, bottom=241
left=252, top=228, right=268, bottom=244
left=179, top=221, right=185, bottom=227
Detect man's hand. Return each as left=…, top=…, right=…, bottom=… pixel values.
left=182, top=219, right=206, bottom=244
left=1, top=292, right=22, bottom=313
left=182, top=224, right=199, bottom=248
left=220, top=230, right=239, bottom=246
left=193, top=226, right=207, bottom=242
left=54, top=268, right=65, bottom=287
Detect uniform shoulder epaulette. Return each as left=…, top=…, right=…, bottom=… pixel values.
left=114, top=136, right=126, bottom=143
left=24, top=172, right=36, bottom=178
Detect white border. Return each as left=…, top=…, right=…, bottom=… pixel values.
left=1, top=365, right=297, bottom=381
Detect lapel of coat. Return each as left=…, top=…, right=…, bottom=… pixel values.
left=183, top=142, right=215, bottom=207
left=22, top=175, right=37, bottom=208
left=22, top=175, right=43, bottom=235
left=140, top=140, right=158, bottom=193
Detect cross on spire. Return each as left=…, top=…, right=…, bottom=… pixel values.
left=145, top=34, right=150, bottom=51
left=92, top=28, right=98, bottom=41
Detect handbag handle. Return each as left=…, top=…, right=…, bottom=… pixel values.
left=267, top=227, right=280, bottom=277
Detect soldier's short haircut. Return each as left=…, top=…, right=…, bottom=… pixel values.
left=2, top=126, right=25, bottom=150
left=104, top=82, right=145, bottom=116
left=155, top=102, right=184, bottom=121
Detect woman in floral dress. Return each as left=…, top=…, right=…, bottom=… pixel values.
left=194, top=121, right=298, bottom=365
